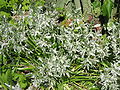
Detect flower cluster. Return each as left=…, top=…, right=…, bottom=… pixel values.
left=0, top=6, right=120, bottom=89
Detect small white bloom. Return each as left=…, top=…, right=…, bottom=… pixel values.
left=94, top=24, right=101, bottom=27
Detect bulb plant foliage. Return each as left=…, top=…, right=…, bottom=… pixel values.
left=0, top=5, right=120, bottom=90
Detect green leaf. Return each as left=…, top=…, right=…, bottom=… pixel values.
left=35, top=0, right=45, bottom=7
left=19, top=80, right=28, bottom=89
left=5, top=69, right=12, bottom=84
left=0, top=0, right=6, bottom=8
left=102, top=0, right=113, bottom=18
left=71, top=76, right=98, bottom=79
left=90, top=87, right=99, bottom=90
left=70, top=78, right=98, bottom=82
left=18, top=74, right=28, bottom=89
left=92, top=0, right=101, bottom=9
left=57, top=83, right=64, bottom=90
left=0, top=11, right=10, bottom=17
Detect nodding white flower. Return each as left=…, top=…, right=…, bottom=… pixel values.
left=94, top=24, right=101, bottom=27
left=0, top=43, right=8, bottom=50
left=75, top=26, right=81, bottom=30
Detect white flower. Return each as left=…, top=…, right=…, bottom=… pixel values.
left=94, top=24, right=101, bottom=27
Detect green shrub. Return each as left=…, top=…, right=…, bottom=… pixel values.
left=0, top=5, right=120, bottom=90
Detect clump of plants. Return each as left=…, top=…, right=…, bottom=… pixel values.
left=0, top=4, right=120, bottom=90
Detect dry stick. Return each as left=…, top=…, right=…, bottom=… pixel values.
left=79, top=0, right=84, bottom=14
